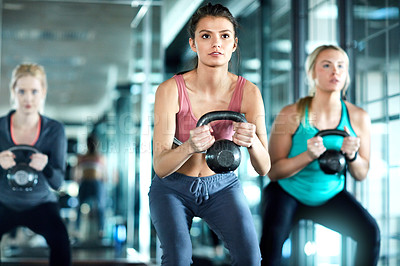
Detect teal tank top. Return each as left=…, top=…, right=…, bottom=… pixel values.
left=277, top=100, right=356, bottom=206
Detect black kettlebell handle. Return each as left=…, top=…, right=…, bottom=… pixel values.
left=196, top=111, right=247, bottom=127
left=8, top=145, right=40, bottom=154
left=314, top=129, right=349, bottom=138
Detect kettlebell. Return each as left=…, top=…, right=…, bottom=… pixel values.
left=7, top=145, right=40, bottom=191
left=196, top=111, right=247, bottom=173
left=314, top=129, right=349, bottom=175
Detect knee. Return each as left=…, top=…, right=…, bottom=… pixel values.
left=228, top=239, right=261, bottom=266
left=161, top=245, right=192, bottom=266
left=260, top=226, right=287, bottom=248
left=369, top=221, right=381, bottom=248
left=160, top=239, right=192, bottom=266
left=357, top=219, right=381, bottom=248
left=232, top=247, right=261, bottom=266
left=43, top=228, right=70, bottom=248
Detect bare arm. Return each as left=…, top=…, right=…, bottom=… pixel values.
left=341, top=103, right=371, bottom=181
left=152, top=78, right=215, bottom=178
left=236, top=83, right=271, bottom=176
left=267, top=104, right=326, bottom=181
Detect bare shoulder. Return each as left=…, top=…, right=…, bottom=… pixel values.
left=271, top=102, right=299, bottom=135
left=154, top=76, right=179, bottom=114
left=241, top=78, right=263, bottom=113
left=155, top=76, right=178, bottom=96
left=344, top=101, right=371, bottom=132
left=280, top=102, right=298, bottom=116
left=242, top=78, right=261, bottom=98
left=344, top=101, right=370, bottom=123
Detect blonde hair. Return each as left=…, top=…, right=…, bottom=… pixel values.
left=297, top=45, right=350, bottom=121
left=9, top=63, right=47, bottom=109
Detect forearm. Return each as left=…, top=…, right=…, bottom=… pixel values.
left=347, top=155, right=369, bottom=181
left=153, top=141, right=194, bottom=178
left=268, top=151, right=314, bottom=181
left=44, top=165, right=65, bottom=189
left=247, top=137, right=271, bottom=176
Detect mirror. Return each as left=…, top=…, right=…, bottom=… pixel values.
left=0, top=0, right=145, bottom=260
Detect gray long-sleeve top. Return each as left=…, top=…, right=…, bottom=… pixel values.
left=0, top=110, right=67, bottom=211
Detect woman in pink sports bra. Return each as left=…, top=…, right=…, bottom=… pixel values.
left=149, top=3, right=270, bottom=266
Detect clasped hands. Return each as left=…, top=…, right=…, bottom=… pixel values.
left=307, top=127, right=360, bottom=161
left=0, top=150, right=48, bottom=171
left=188, top=122, right=256, bottom=154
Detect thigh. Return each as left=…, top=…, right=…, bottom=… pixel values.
left=203, top=182, right=257, bottom=246
left=24, top=202, right=68, bottom=239
left=149, top=177, right=194, bottom=251
left=262, top=182, right=299, bottom=236
left=0, top=203, right=19, bottom=237
left=306, top=190, right=378, bottom=241
left=202, top=182, right=261, bottom=265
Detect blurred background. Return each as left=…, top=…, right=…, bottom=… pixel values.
left=0, top=0, right=399, bottom=265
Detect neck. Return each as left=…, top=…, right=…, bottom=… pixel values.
left=314, top=89, right=341, bottom=105
left=194, top=64, right=231, bottom=93
left=13, top=110, right=40, bottom=128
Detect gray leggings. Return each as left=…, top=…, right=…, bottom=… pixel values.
left=149, top=171, right=261, bottom=266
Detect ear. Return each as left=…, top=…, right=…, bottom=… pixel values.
left=189, top=38, right=197, bottom=53
left=232, top=37, right=238, bottom=52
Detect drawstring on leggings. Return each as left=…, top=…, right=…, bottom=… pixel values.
left=190, top=178, right=209, bottom=205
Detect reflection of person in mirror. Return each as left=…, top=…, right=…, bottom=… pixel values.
left=0, top=63, right=71, bottom=266
left=149, top=3, right=271, bottom=265
left=75, top=133, right=106, bottom=239
left=259, top=45, right=380, bottom=266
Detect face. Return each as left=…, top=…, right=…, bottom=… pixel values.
left=189, top=16, right=237, bottom=67
left=13, top=75, right=46, bottom=114
left=313, top=49, right=348, bottom=93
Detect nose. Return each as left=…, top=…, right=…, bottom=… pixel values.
left=212, top=38, right=221, bottom=48
left=22, top=91, right=33, bottom=103
left=332, top=65, right=339, bottom=74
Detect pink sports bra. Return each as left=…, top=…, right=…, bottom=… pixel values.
left=174, top=74, right=245, bottom=143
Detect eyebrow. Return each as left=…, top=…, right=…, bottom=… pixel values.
left=321, top=59, right=346, bottom=64
left=198, top=29, right=233, bottom=34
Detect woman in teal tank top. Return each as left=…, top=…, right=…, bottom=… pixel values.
left=260, top=45, right=380, bottom=266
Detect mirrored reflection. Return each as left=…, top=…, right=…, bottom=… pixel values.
left=0, top=0, right=157, bottom=264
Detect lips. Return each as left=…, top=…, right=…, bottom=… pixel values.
left=210, top=52, right=223, bottom=55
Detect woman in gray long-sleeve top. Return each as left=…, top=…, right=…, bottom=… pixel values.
left=0, top=63, right=71, bottom=266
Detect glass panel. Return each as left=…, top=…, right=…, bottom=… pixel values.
left=388, top=71, right=400, bottom=96
left=367, top=101, right=384, bottom=121
left=388, top=27, right=400, bottom=96
left=388, top=96, right=400, bottom=117
left=367, top=122, right=386, bottom=216
left=308, top=0, right=337, bottom=50
left=389, top=120, right=400, bottom=166
left=366, top=71, right=384, bottom=101
left=268, top=0, right=292, bottom=118
left=353, top=0, right=397, bottom=41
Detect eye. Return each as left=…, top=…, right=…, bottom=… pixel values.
left=222, top=33, right=230, bottom=39
left=17, top=89, right=25, bottom=95
left=201, top=34, right=210, bottom=39
left=338, top=64, right=345, bottom=69
left=322, top=64, right=330, bottom=68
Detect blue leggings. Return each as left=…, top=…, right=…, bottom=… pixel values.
left=149, top=172, right=261, bottom=266
left=260, top=182, right=380, bottom=266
